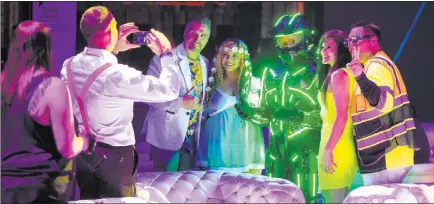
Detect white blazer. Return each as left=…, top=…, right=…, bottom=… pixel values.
left=142, top=43, right=209, bottom=151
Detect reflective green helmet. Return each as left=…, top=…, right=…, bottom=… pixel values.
left=270, top=13, right=315, bottom=64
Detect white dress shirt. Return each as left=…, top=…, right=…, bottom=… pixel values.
left=61, top=47, right=180, bottom=147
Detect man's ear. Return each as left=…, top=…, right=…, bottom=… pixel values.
left=106, top=28, right=112, bottom=37
left=370, top=36, right=379, bottom=45
left=105, top=28, right=115, bottom=50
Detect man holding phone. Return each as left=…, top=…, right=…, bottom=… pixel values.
left=142, top=16, right=211, bottom=171
left=61, top=6, right=181, bottom=199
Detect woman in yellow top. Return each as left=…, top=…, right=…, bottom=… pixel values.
left=317, top=30, right=358, bottom=203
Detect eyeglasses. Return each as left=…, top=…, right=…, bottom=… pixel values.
left=344, top=34, right=375, bottom=48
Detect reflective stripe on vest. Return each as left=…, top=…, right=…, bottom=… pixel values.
left=352, top=94, right=410, bottom=124
left=352, top=56, right=414, bottom=156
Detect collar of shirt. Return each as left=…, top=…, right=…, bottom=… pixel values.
left=175, top=42, right=201, bottom=62
left=364, top=50, right=387, bottom=67
left=82, top=47, right=118, bottom=65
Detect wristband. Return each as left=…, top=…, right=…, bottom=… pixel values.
left=355, top=72, right=366, bottom=81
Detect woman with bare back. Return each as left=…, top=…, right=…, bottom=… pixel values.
left=1, top=21, right=94, bottom=203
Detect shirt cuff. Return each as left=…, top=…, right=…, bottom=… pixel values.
left=160, top=52, right=173, bottom=58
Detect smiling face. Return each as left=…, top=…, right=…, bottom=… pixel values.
left=215, top=39, right=250, bottom=89
left=347, top=26, right=377, bottom=63
left=221, top=44, right=242, bottom=72
left=321, top=37, right=337, bottom=66
left=183, top=21, right=210, bottom=56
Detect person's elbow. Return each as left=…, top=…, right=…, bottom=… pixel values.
left=335, top=111, right=348, bottom=126
left=49, top=83, right=81, bottom=159
left=57, top=133, right=84, bottom=159
left=375, top=88, right=394, bottom=112
left=56, top=137, right=77, bottom=159
left=59, top=148, right=76, bottom=159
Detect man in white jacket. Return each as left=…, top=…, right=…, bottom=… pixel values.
left=61, top=6, right=181, bottom=199
left=142, top=16, right=211, bottom=171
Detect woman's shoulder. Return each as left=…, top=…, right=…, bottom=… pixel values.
left=34, top=71, right=64, bottom=89
left=331, top=68, right=353, bottom=81
left=334, top=67, right=349, bottom=75
left=329, top=68, right=352, bottom=88
left=31, top=73, right=68, bottom=102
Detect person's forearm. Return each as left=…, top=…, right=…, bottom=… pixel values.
left=153, top=54, right=181, bottom=100
left=143, top=54, right=183, bottom=110
left=147, top=96, right=183, bottom=112
left=325, top=115, right=348, bottom=151
left=118, top=55, right=181, bottom=103
left=249, top=112, right=270, bottom=127
left=302, top=109, right=322, bottom=128
left=356, top=73, right=381, bottom=106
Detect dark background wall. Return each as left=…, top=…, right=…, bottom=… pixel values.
left=323, top=1, right=434, bottom=122
left=2, top=2, right=433, bottom=122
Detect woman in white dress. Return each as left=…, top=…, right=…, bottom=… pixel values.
left=196, top=38, right=265, bottom=174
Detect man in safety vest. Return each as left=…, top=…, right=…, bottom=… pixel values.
left=345, top=21, right=431, bottom=185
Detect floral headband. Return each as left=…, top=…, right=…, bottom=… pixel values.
left=220, top=46, right=250, bottom=56
left=205, top=40, right=252, bottom=93
left=218, top=44, right=251, bottom=68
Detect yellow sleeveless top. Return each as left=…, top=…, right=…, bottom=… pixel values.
left=317, top=68, right=358, bottom=190
left=318, top=68, right=356, bottom=148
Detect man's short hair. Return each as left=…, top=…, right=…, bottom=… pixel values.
left=185, top=15, right=211, bottom=30
left=351, top=20, right=381, bottom=41
left=80, top=6, right=114, bottom=40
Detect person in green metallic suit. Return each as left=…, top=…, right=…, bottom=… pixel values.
left=236, top=13, right=322, bottom=203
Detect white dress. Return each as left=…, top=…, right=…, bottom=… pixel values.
left=196, top=87, right=265, bottom=172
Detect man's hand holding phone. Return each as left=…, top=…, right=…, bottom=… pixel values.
left=113, top=23, right=172, bottom=57
left=145, top=29, right=172, bottom=56
left=112, top=22, right=141, bottom=54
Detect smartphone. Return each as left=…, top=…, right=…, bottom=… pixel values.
left=128, top=31, right=151, bottom=45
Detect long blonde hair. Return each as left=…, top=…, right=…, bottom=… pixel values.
left=204, top=38, right=252, bottom=106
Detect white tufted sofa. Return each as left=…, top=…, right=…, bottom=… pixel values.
left=344, top=124, right=434, bottom=203
left=69, top=171, right=304, bottom=203
left=343, top=183, right=434, bottom=203
left=70, top=123, right=434, bottom=203
left=344, top=164, right=434, bottom=203
left=135, top=170, right=306, bottom=203
left=69, top=197, right=150, bottom=203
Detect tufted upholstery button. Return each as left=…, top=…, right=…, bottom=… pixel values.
left=136, top=170, right=305, bottom=203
